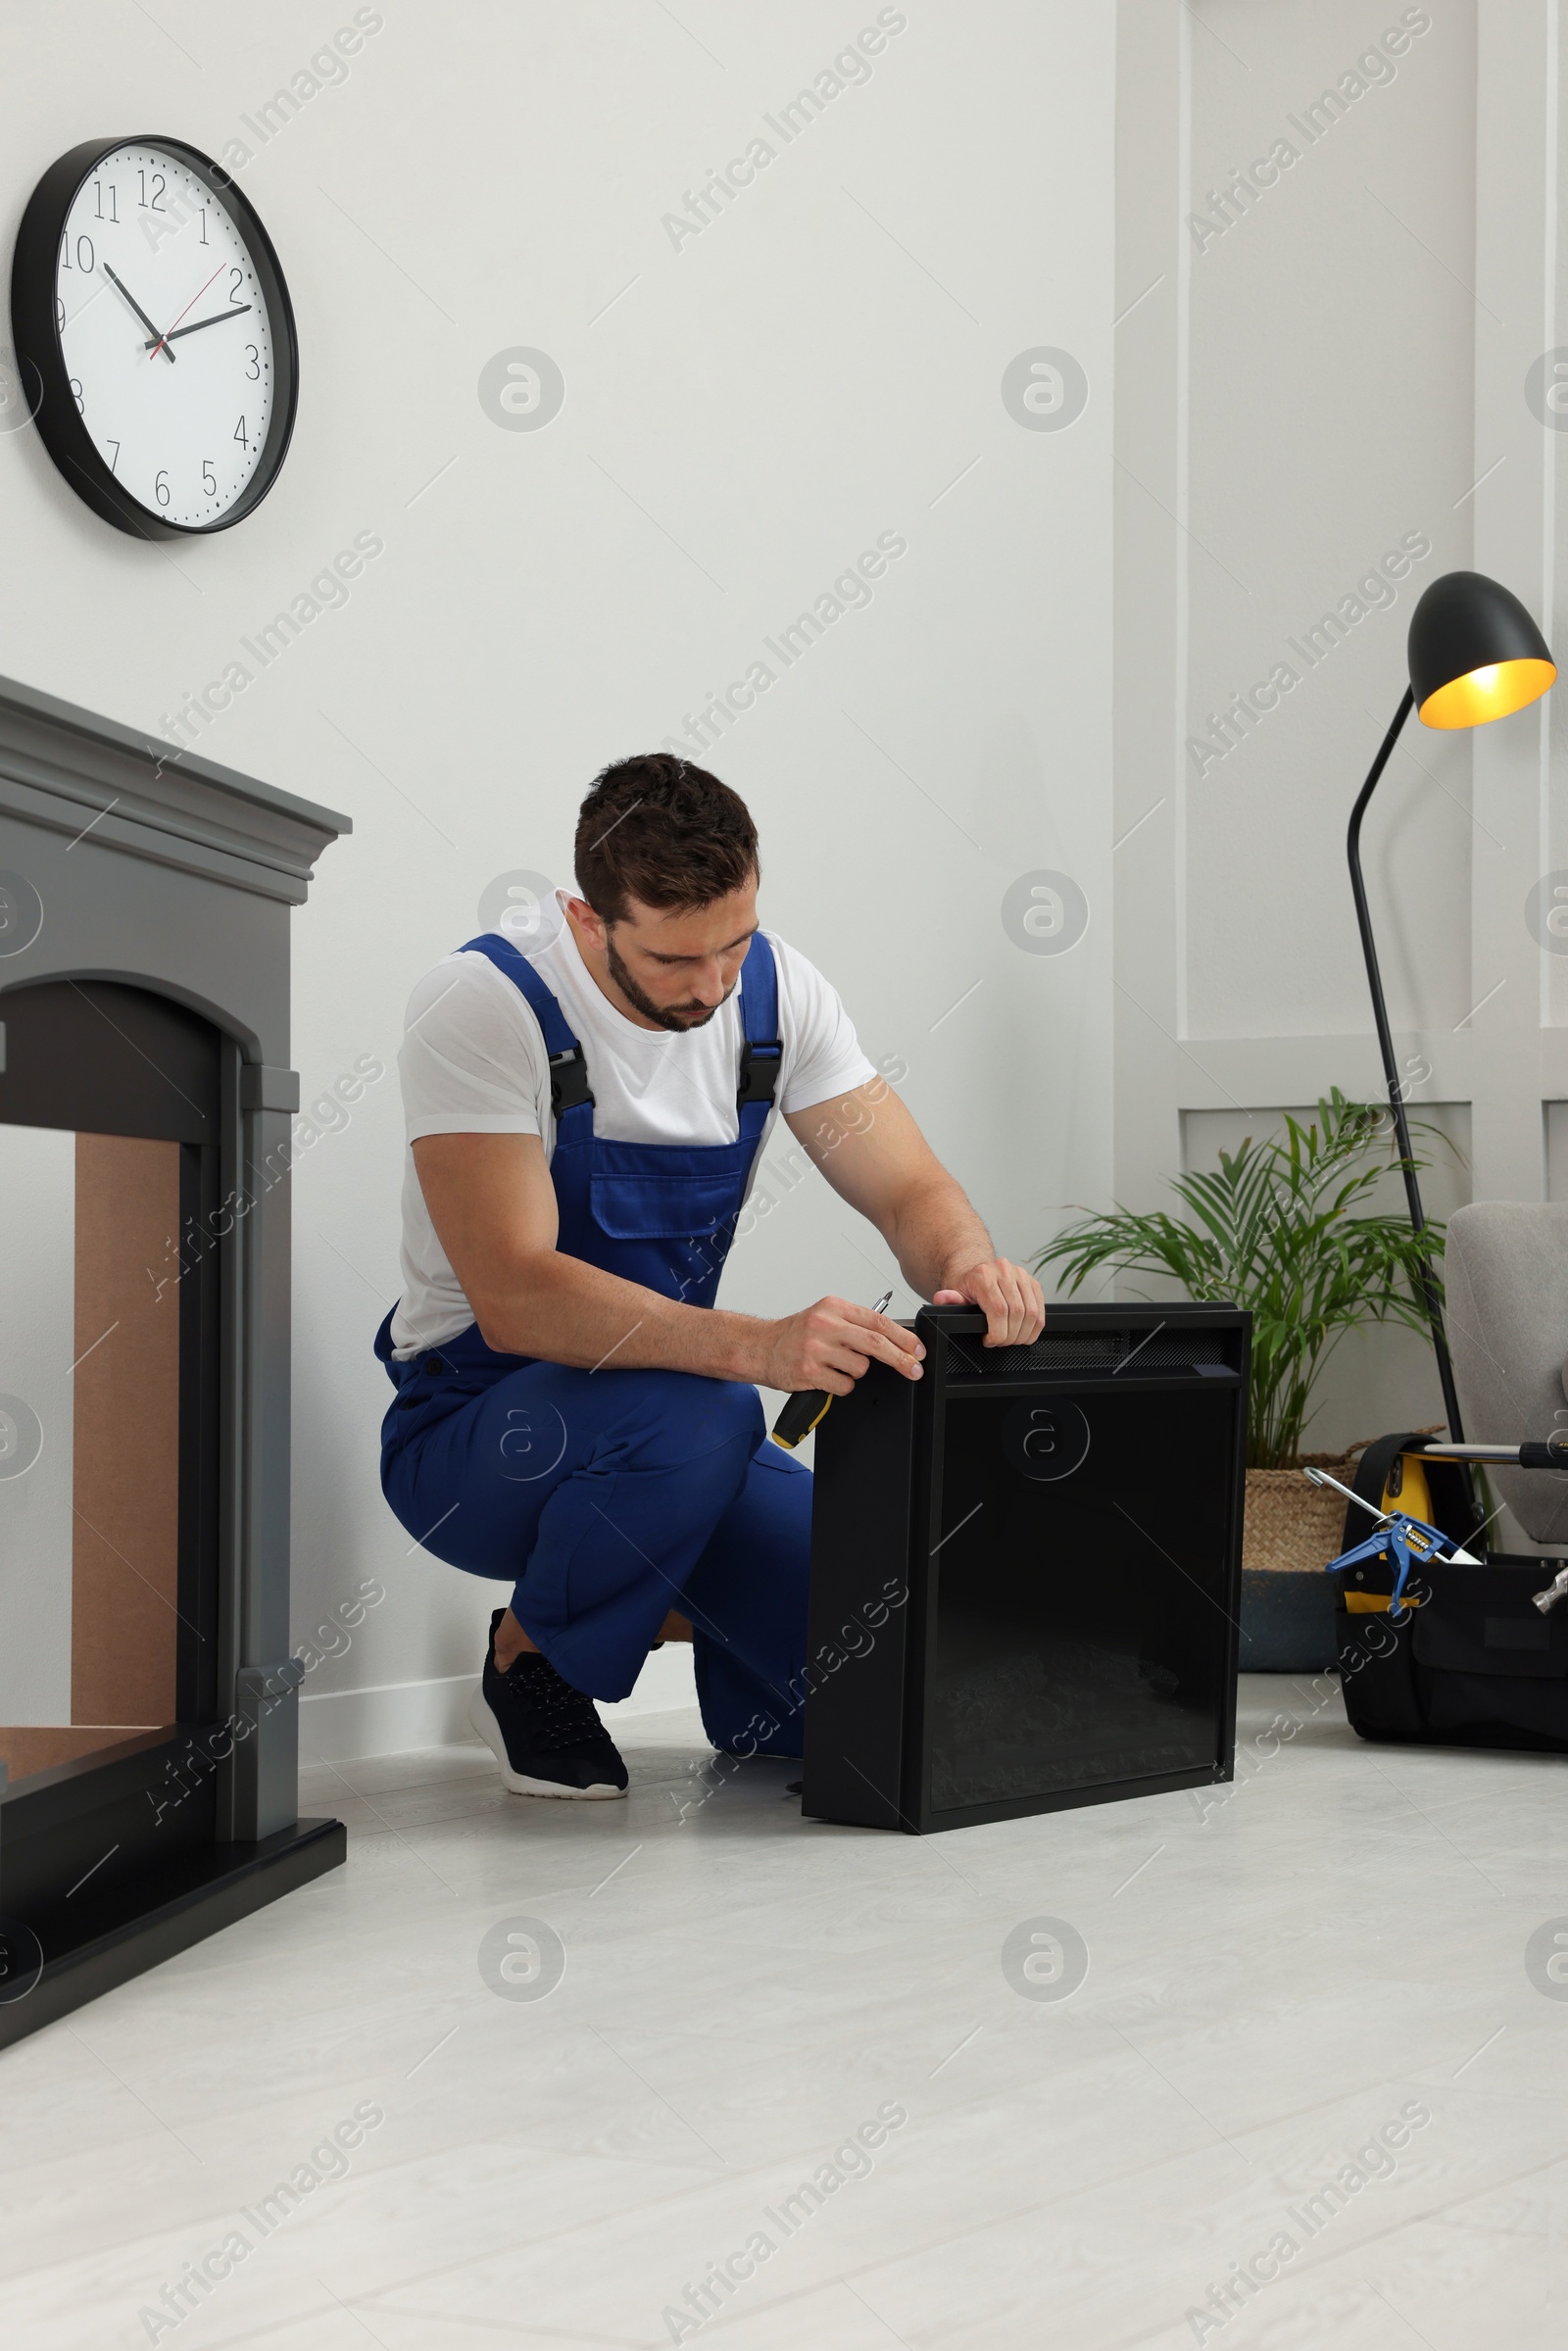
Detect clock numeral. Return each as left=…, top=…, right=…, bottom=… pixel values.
left=154, top=469, right=170, bottom=508
left=61, top=233, right=94, bottom=273
left=245, top=345, right=260, bottom=381
left=228, top=268, right=246, bottom=308
left=55, top=297, right=65, bottom=333
left=69, top=376, right=83, bottom=416
left=198, top=207, right=209, bottom=247
left=107, top=440, right=120, bottom=475
left=137, top=171, right=166, bottom=213
left=233, top=416, right=249, bottom=450
left=202, top=459, right=217, bottom=496
left=92, top=181, right=119, bottom=223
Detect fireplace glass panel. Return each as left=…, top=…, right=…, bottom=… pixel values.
left=925, top=1384, right=1237, bottom=1814
left=0, top=1123, right=183, bottom=1784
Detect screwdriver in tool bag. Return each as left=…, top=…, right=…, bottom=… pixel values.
left=770, top=1292, right=894, bottom=1451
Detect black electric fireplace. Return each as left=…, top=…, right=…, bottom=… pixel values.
left=0, top=675, right=350, bottom=2043
left=803, top=1302, right=1250, bottom=1833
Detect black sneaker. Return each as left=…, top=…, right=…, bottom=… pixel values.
left=468, top=1610, right=628, bottom=1798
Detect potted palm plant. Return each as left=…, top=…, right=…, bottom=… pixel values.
left=1034, top=1092, right=1447, bottom=1669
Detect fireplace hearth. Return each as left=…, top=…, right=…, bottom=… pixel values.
left=0, top=674, right=351, bottom=2044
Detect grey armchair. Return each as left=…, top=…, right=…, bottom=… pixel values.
left=1443, top=1201, right=1568, bottom=1548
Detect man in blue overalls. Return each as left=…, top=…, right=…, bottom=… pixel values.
left=376, top=754, right=1044, bottom=1797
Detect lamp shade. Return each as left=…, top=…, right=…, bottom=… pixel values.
left=1408, top=568, right=1555, bottom=728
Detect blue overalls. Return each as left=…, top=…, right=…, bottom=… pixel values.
left=374, top=931, right=810, bottom=1757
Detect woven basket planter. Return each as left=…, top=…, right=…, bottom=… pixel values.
left=1243, top=1452, right=1359, bottom=1573
left=1239, top=1451, right=1361, bottom=1671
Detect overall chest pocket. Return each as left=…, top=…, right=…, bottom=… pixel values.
left=587, top=1139, right=757, bottom=1243
left=590, top=1168, right=748, bottom=1242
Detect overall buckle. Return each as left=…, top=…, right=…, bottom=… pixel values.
left=549, top=1045, right=594, bottom=1118
left=737, top=1039, right=782, bottom=1108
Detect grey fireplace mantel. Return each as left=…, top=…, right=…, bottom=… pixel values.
left=0, top=673, right=352, bottom=2048
left=0, top=671, right=347, bottom=906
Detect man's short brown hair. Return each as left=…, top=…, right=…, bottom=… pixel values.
left=574, top=754, right=759, bottom=923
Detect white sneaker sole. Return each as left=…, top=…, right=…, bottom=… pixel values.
left=467, top=1682, right=626, bottom=1800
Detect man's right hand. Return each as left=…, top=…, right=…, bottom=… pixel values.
left=758, top=1297, right=924, bottom=1396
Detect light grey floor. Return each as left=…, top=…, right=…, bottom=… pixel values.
left=3, top=1678, right=1566, bottom=2349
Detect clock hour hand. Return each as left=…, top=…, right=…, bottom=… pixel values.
left=102, top=264, right=174, bottom=362
left=142, top=304, right=253, bottom=349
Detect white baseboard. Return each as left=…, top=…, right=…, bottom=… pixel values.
left=297, top=1642, right=699, bottom=1764
left=602, top=1642, right=698, bottom=1723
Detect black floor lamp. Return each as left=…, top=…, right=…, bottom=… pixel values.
left=1347, top=568, right=1556, bottom=1454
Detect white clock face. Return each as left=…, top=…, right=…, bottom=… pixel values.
left=55, top=145, right=278, bottom=529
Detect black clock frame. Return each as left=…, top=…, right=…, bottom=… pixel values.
left=10, top=135, right=299, bottom=541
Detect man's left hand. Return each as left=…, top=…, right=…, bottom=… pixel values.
left=933, top=1259, right=1046, bottom=1348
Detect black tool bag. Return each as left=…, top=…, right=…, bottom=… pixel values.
left=1332, top=1431, right=1568, bottom=1751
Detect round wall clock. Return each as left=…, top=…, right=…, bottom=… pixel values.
left=10, top=136, right=298, bottom=539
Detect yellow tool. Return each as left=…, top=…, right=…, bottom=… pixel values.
left=770, top=1291, right=894, bottom=1450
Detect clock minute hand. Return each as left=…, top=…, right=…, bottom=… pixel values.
left=143, top=304, right=253, bottom=349
left=102, top=264, right=174, bottom=363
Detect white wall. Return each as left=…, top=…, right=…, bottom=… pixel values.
left=1112, top=0, right=1568, bottom=1459
left=0, top=2, right=1117, bottom=1748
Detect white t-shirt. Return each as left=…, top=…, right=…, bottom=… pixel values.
left=389, top=900, right=876, bottom=1355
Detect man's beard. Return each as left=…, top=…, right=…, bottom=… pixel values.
left=605, top=932, right=731, bottom=1032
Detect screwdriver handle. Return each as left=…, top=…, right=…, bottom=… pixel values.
left=768, top=1291, right=894, bottom=1451
left=770, top=1388, right=833, bottom=1450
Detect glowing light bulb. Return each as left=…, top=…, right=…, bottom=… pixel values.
left=1418, top=656, right=1556, bottom=727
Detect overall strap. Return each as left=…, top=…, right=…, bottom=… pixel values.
left=736, top=932, right=782, bottom=1143
left=459, top=935, right=595, bottom=1126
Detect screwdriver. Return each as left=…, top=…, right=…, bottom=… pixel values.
left=770, top=1292, right=895, bottom=1451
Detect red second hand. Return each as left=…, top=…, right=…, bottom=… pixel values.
left=149, top=264, right=226, bottom=361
